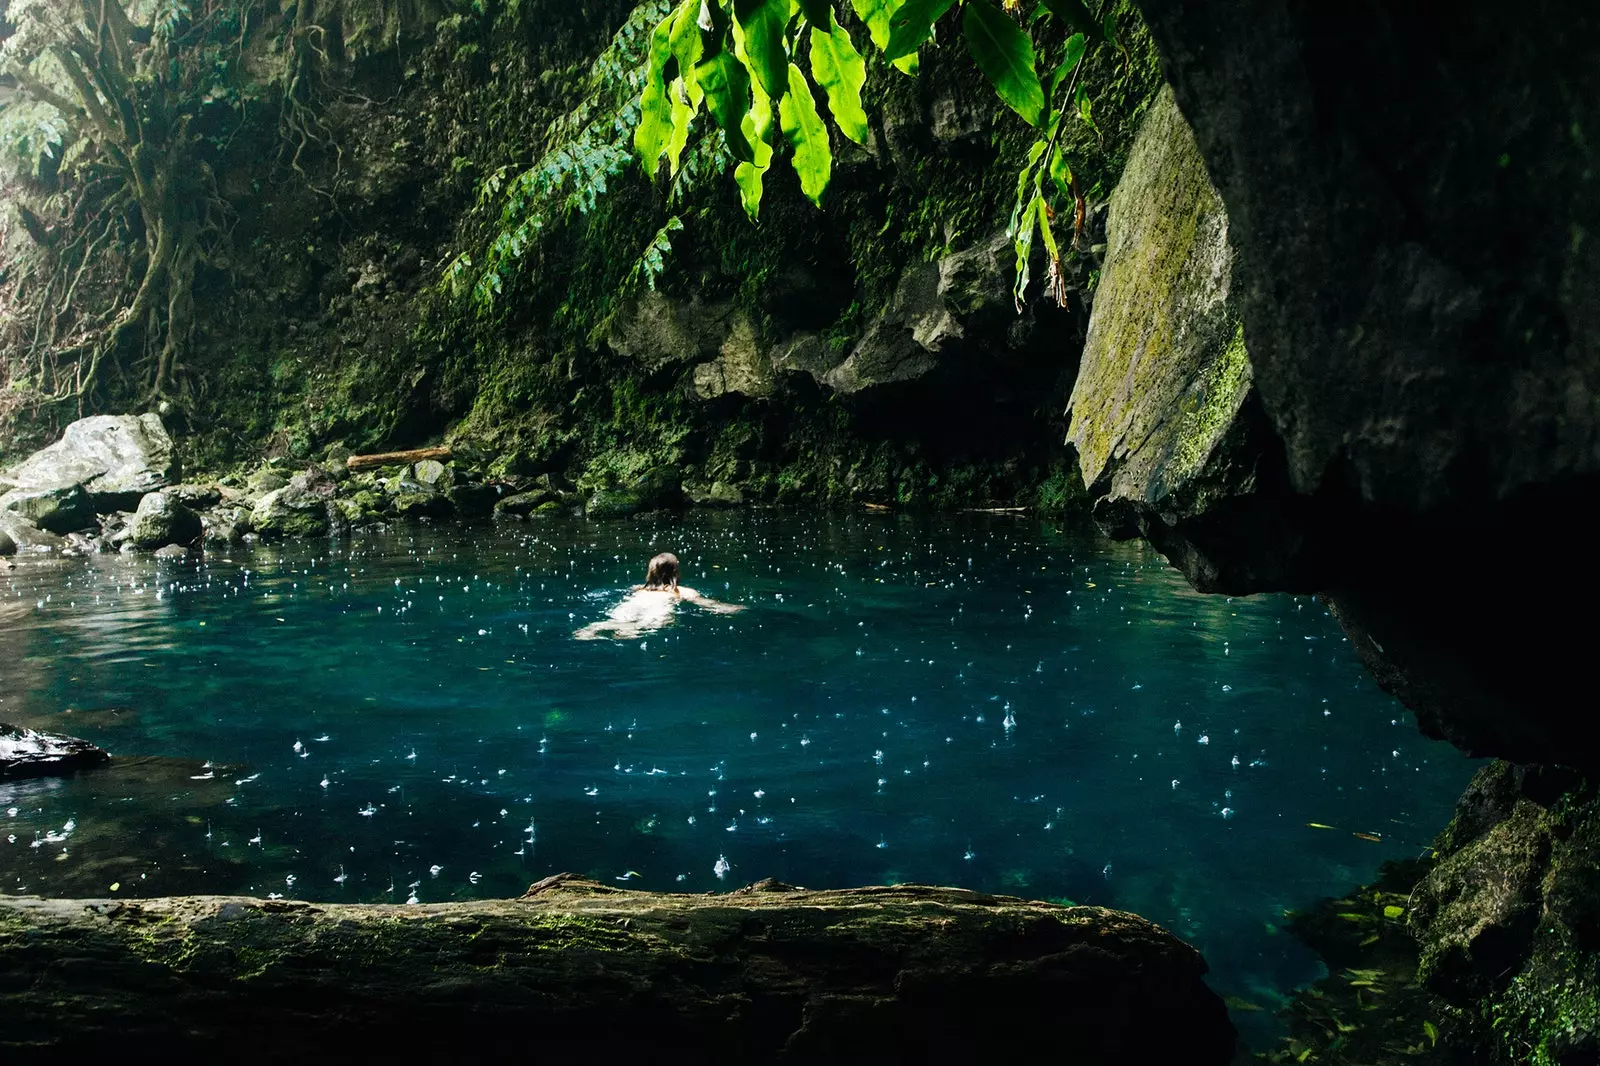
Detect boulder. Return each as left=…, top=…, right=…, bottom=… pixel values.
left=0, top=413, right=173, bottom=532
left=690, top=314, right=774, bottom=400
left=153, top=544, right=191, bottom=560
left=128, top=492, right=202, bottom=550
left=1064, top=86, right=1280, bottom=590
left=686, top=480, right=744, bottom=508
left=0, top=877, right=1235, bottom=1063
left=251, top=485, right=331, bottom=539
left=393, top=491, right=452, bottom=519
left=412, top=459, right=452, bottom=490
left=447, top=482, right=500, bottom=517
left=0, top=723, right=111, bottom=780
left=606, top=292, right=739, bottom=371
left=164, top=483, right=223, bottom=509
left=584, top=488, right=642, bottom=520
left=0, top=513, right=62, bottom=554
left=630, top=465, right=683, bottom=509
left=246, top=468, right=289, bottom=497
left=494, top=490, right=556, bottom=517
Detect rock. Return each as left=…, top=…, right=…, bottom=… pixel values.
left=0, top=413, right=174, bottom=532
left=690, top=314, right=774, bottom=400
left=165, top=483, right=222, bottom=509
left=152, top=544, right=191, bottom=560
left=532, top=500, right=566, bottom=516
left=0, top=723, right=110, bottom=780
left=0, top=513, right=62, bottom=554
left=1064, top=86, right=1278, bottom=590
left=686, top=481, right=744, bottom=508
left=251, top=486, right=331, bottom=539
left=202, top=516, right=244, bottom=545
left=0, top=526, right=13, bottom=556
left=606, top=292, right=738, bottom=371
left=584, top=488, right=642, bottom=520
left=393, top=491, right=452, bottom=519
left=246, top=468, right=289, bottom=497
left=0, top=878, right=1235, bottom=1063
left=494, top=490, right=556, bottom=517
left=821, top=232, right=1012, bottom=396
left=412, top=459, right=452, bottom=489
left=128, top=492, right=202, bottom=550
left=630, top=466, right=683, bottom=509
left=447, top=482, right=500, bottom=517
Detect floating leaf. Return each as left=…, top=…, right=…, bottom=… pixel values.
left=1423, top=1020, right=1440, bottom=1046
left=1352, top=831, right=1383, bottom=842
left=883, top=0, right=957, bottom=61
left=809, top=21, right=868, bottom=144
left=734, top=0, right=792, bottom=101
left=779, top=63, right=831, bottom=204
left=1306, top=822, right=1338, bottom=830
left=963, top=0, right=1044, bottom=127
left=1383, top=904, right=1405, bottom=919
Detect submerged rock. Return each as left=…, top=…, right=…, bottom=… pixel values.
left=0, top=723, right=111, bottom=780
left=0, top=877, right=1234, bottom=1062
left=0, top=413, right=174, bottom=533
left=128, top=492, right=202, bottom=550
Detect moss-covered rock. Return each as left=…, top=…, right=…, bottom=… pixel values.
left=584, top=487, right=643, bottom=519
left=128, top=492, right=202, bottom=550
left=251, top=486, right=331, bottom=539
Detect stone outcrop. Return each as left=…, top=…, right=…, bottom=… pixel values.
left=0, top=414, right=174, bottom=533
left=0, top=876, right=1235, bottom=1063
left=0, top=723, right=111, bottom=780
left=1072, top=6, right=1600, bottom=769
left=127, top=492, right=202, bottom=551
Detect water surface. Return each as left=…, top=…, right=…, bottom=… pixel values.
left=0, top=511, right=1475, bottom=1038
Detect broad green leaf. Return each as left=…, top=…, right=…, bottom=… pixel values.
left=1033, top=192, right=1058, bottom=261
left=696, top=50, right=755, bottom=161
left=1048, top=142, right=1072, bottom=200
left=666, top=80, right=700, bottom=174
left=735, top=160, right=766, bottom=218
left=808, top=21, right=868, bottom=144
left=634, top=11, right=680, bottom=178
left=797, top=0, right=832, bottom=28
left=850, top=0, right=918, bottom=73
left=963, top=0, right=1044, bottom=127
left=734, top=0, right=792, bottom=101
left=779, top=62, right=831, bottom=204
left=743, top=72, right=776, bottom=169
left=884, top=0, right=958, bottom=61
left=1049, top=32, right=1086, bottom=96
left=669, top=0, right=706, bottom=105
left=1039, top=0, right=1101, bottom=39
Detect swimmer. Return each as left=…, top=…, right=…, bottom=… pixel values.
left=573, top=552, right=744, bottom=640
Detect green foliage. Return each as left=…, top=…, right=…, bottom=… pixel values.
left=636, top=0, right=1121, bottom=301
left=0, top=98, right=66, bottom=181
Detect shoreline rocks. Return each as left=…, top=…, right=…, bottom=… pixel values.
left=0, top=723, right=111, bottom=780
left=0, top=414, right=174, bottom=533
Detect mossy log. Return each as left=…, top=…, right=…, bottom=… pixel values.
left=345, top=446, right=452, bottom=471
left=0, top=874, right=1234, bottom=1063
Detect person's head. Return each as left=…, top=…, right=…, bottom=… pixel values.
left=643, top=552, right=680, bottom=590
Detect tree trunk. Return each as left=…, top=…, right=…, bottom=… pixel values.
left=0, top=874, right=1234, bottom=1063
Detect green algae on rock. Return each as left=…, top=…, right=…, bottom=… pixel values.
left=0, top=876, right=1236, bottom=1063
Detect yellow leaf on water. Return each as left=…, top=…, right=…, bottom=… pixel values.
left=1307, top=822, right=1338, bottom=830
left=109, top=882, right=120, bottom=892
left=1383, top=905, right=1405, bottom=919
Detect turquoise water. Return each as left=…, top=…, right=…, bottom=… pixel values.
left=0, top=511, right=1474, bottom=1036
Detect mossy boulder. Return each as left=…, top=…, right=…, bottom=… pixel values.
left=447, top=482, right=500, bottom=517
left=494, top=489, right=556, bottom=517
left=128, top=492, right=202, bottom=550
left=251, top=486, right=331, bottom=538
left=584, top=488, right=642, bottom=520
left=393, top=491, right=453, bottom=519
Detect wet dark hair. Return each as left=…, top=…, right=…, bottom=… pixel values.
left=643, top=552, right=680, bottom=591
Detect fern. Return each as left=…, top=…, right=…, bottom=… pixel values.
left=0, top=98, right=66, bottom=181
left=624, top=215, right=683, bottom=294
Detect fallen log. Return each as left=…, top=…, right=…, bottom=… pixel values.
left=344, top=445, right=452, bottom=471
left=0, top=875, right=1234, bottom=1063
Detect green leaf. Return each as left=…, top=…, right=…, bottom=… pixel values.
left=884, top=0, right=958, bottom=61
left=779, top=62, right=831, bottom=204
left=734, top=0, right=792, bottom=101
left=850, top=0, right=918, bottom=73
left=1423, top=1021, right=1440, bottom=1047
left=808, top=21, right=868, bottom=144
left=963, top=0, right=1044, bottom=127
left=797, top=0, right=833, bottom=28
left=1048, top=142, right=1071, bottom=200
left=1039, top=0, right=1101, bottom=39
left=633, top=11, right=681, bottom=179
left=696, top=50, right=755, bottom=162
left=666, top=80, right=700, bottom=175
left=669, top=0, right=706, bottom=103
left=735, top=159, right=766, bottom=218
left=1050, top=32, right=1086, bottom=96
